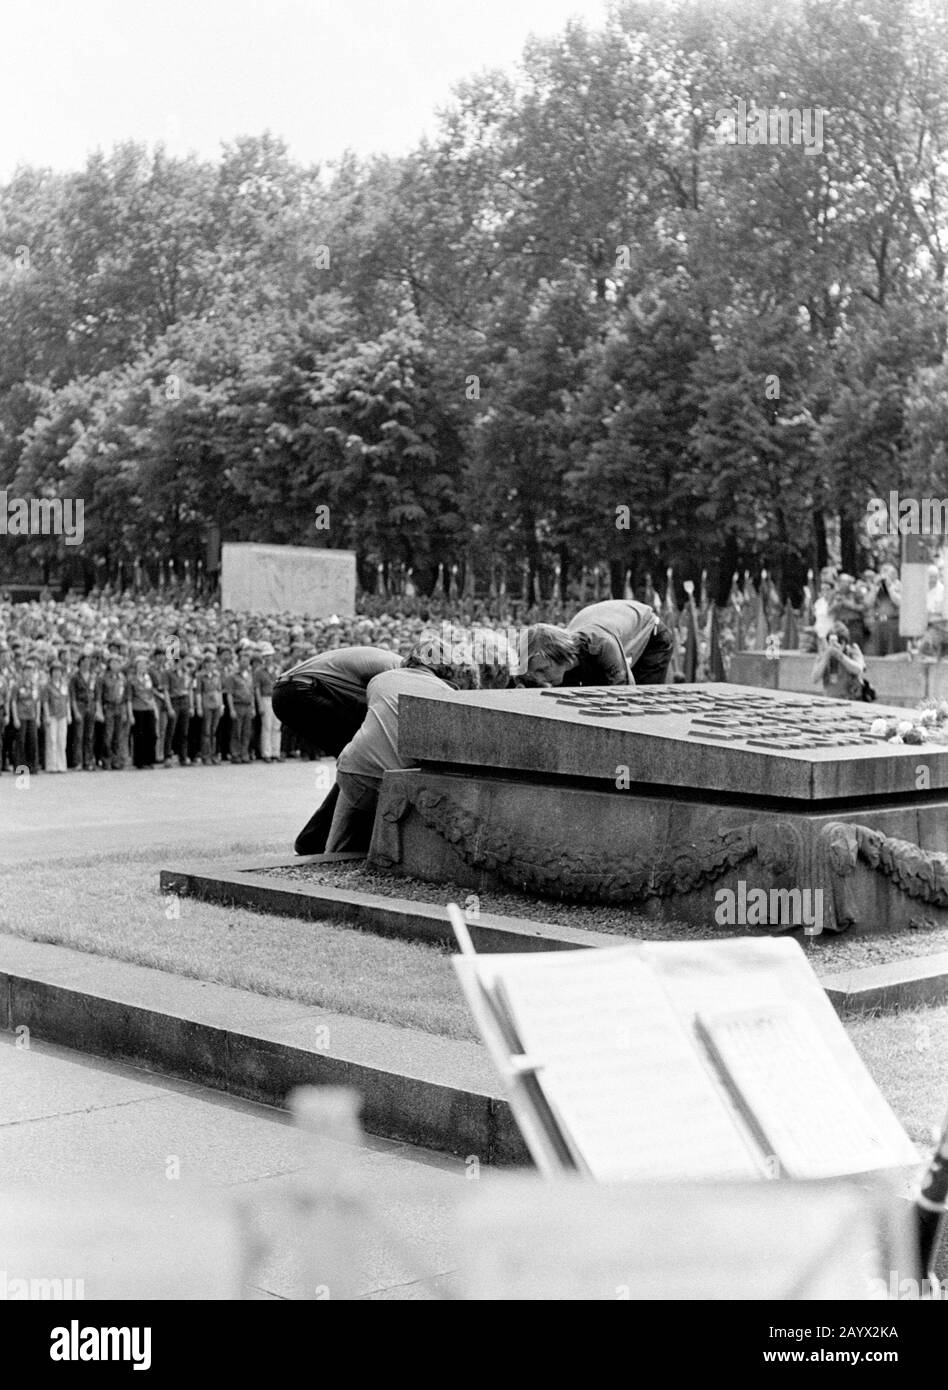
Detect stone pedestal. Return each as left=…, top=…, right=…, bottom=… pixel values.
left=367, top=684, right=948, bottom=935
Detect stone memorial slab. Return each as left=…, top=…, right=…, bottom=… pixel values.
left=221, top=543, right=355, bottom=617
left=397, top=683, right=948, bottom=802
left=369, top=683, right=948, bottom=934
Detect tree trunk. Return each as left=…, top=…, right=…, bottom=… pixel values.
left=840, top=514, right=858, bottom=576
left=812, top=510, right=827, bottom=573
left=557, top=544, right=570, bottom=603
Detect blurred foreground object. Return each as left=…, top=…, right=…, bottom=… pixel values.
left=917, top=1108, right=948, bottom=1278
left=456, top=1177, right=917, bottom=1301
left=0, top=1180, right=240, bottom=1300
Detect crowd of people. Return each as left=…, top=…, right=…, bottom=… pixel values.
left=2, top=559, right=933, bottom=779
left=0, top=595, right=439, bottom=776
left=0, top=592, right=675, bottom=781
left=807, top=565, right=904, bottom=656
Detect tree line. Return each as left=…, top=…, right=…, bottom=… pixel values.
left=2, top=0, right=948, bottom=605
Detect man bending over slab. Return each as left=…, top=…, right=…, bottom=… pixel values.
left=514, top=599, right=673, bottom=688
left=273, top=646, right=403, bottom=854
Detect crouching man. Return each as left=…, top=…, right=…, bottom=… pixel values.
left=325, top=636, right=478, bottom=854
left=274, top=645, right=403, bottom=854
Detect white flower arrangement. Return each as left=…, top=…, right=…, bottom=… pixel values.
left=870, top=700, right=948, bottom=745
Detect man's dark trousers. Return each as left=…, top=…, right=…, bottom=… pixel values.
left=632, top=621, right=675, bottom=684
left=271, top=676, right=365, bottom=757
left=14, top=719, right=39, bottom=774
left=273, top=675, right=369, bottom=853
left=229, top=705, right=254, bottom=761
left=75, top=707, right=96, bottom=768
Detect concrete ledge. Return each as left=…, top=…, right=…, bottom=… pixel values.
left=730, top=651, right=929, bottom=707
left=2, top=930, right=946, bottom=1176
left=159, top=858, right=948, bottom=1014
left=0, top=935, right=529, bottom=1166
left=160, top=855, right=618, bottom=954
left=822, top=951, right=948, bottom=1014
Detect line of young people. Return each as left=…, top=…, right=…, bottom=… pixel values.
left=0, top=646, right=287, bottom=774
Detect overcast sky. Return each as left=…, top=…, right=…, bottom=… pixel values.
left=1, top=0, right=611, bottom=178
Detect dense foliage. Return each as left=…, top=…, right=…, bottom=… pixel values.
left=2, top=0, right=948, bottom=603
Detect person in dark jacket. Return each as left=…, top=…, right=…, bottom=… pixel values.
left=325, top=636, right=478, bottom=853
left=567, top=598, right=673, bottom=685
left=165, top=655, right=195, bottom=766
left=69, top=654, right=98, bottom=770
left=11, top=659, right=42, bottom=773
left=129, top=655, right=159, bottom=768
left=272, top=646, right=403, bottom=854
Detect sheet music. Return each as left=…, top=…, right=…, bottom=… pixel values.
left=488, top=947, right=765, bottom=1182
left=455, top=936, right=918, bottom=1183
left=696, top=1004, right=902, bottom=1178
left=642, top=937, right=919, bottom=1174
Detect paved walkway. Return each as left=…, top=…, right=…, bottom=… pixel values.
left=0, top=758, right=334, bottom=864
left=0, top=1034, right=467, bottom=1299
left=0, top=757, right=480, bottom=1299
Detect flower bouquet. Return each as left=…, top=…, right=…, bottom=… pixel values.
left=870, top=699, right=948, bottom=745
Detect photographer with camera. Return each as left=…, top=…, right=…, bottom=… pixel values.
left=812, top=621, right=870, bottom=701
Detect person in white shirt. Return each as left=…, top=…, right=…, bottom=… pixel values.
left=276, top=646, right=404, bottom=854
left=813, top=577, right=835, bottom=642
left=926, top=563, right=945, bottom=618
